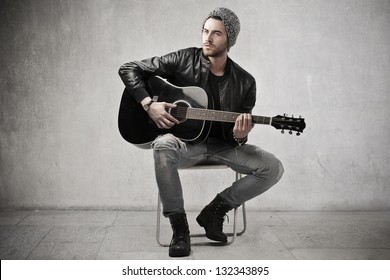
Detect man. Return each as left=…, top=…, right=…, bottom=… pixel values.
left=119, top=7, right=284, bottom=257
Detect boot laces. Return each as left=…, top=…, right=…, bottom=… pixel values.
left=170, top=214, right=189, bottom=235
left=213, top=202, right=232, bottom=229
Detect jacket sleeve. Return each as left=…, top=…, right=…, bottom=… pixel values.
left=118, top=51, right=182, bottom=103
left=225, top=79, right=257, bottom=146
left=240, top=79, right=257, bottom=115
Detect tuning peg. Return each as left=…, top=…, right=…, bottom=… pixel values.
left=296, top=132, right=301, bottom=136
left=289, top=130, right=293, bottom=135
left=281, top=129, right=285, bottom=134
left=283, top=113, right=288, bottom=117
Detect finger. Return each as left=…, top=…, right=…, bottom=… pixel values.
left=165, top=113, right=180, bottom=124
left=236, top=114, right=243, bottom=130
left=159, top=114, right=178, bottom=128
left=163, top=119, right=176, bottom=128
left=240, top=114, right=246, bottom=130
left=243, top=114, right=249, bottom=128
left=246, top=114, right=252, bottom=128
left=159, top=120, right=171, bottom=129
left=164, top=102, right=177, bottom=108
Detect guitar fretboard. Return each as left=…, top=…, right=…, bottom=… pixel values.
left=186, top=107, right=271, bottom=125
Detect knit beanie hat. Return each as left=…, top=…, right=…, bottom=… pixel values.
left=204, top=7, right=241, bottom=50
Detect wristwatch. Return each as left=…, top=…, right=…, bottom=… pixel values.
left=233, top=132, right=247, bottom=146
left=143, top=100, right=154, bottom=111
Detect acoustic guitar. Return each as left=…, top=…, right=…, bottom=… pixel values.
left=118, top=76, right=306, bottom=149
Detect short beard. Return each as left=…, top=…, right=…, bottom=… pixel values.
left=202, top=43, right=228, bottom=58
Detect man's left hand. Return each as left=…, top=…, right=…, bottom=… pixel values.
left=233, top=113, right=253, bottom=139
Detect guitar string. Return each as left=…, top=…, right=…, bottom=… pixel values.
left=169, top=107, right=244, bottom=117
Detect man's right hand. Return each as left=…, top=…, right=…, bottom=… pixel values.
left=148, top=102, right=180, bottom=129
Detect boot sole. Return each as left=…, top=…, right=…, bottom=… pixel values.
left=169, top=249, right=191, bottom=257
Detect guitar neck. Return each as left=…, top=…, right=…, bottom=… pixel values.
left=186, top=107, right=272, bottom=125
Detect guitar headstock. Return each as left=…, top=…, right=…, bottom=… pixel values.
left=271, top=114, right=306, bottom=135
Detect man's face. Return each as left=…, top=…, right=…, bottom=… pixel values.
left=202, top=18, right=229, bottom=57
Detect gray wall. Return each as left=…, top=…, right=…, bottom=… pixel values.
left=1, top=0, right=389, bottom=210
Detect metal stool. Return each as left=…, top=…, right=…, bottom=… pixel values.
left=156, top=164, right=247, bottom=246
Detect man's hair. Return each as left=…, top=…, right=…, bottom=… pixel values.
left=209, top=15, right=223, bottom=21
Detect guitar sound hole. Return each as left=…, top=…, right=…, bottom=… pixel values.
left=169, top=100, right=190, bottom=123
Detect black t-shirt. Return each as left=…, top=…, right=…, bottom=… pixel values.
left=206, top=71, right=224, bottom=139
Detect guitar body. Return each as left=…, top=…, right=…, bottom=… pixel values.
left=118, top=76, right=212, bottom=148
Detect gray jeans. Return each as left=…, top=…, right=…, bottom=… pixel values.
left=152, top=134, right=284, bottom=217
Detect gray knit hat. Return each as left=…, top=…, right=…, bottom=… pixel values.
left=204, top=7, right=241, bottom=50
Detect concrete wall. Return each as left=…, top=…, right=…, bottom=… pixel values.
left=1, top=0, right=389, bottom=210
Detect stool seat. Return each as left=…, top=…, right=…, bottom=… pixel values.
left=156, top=163, right=247, bottom=246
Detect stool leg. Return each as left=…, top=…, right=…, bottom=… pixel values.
left=226, top=207, right=238, bottom=244
left=238, top=202, right=247, bottom=236
left=235, top=172, right=247, bottom=237
left=225, top=172, right=247, bottom=243
left=156, top=192, right=169, bottom=247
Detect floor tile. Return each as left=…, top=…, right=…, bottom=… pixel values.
left=41, top=225, right=107, bottom=243
left=118, top=251, right=170, bottom=260
left=120, top=251, right=194, bottom=260
left=0, top=211, right=34, bottom=225
left=99, top=225, right=164, bottom=254
left=357, top=223, right=390, bottom=247
left=192, top=226, right=295, bottom=260
left=19, top=210, right=117, bottom=226
left=27, top=242, right=101, bottom=260
left=291, top=248, right=390, bottom=260
left=114, top=211, right=156, bottom=226
left=276, top=211, right=390, bottom=226
left=271, top=224, right=385, bottom=249
left=245, top=211, right=287, bottom=226
left=0, top=225, right=51, bottom=259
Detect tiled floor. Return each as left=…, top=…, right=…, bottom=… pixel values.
left=1, top=210, right=390, bottom=260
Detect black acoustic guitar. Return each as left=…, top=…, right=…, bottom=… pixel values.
left=118, top=76, right=306, bottom=149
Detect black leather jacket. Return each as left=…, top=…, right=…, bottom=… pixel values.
left=118, top=47, right=256, bottom=146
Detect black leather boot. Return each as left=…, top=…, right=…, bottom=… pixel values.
left=168, top=212, right=191, bottom=257
left=196, top=194, right=234, bottom=244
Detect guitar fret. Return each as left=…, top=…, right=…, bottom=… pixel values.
left=253, top=115, right=271, bottom=125
left=187, top=108, right=238, bottom=122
